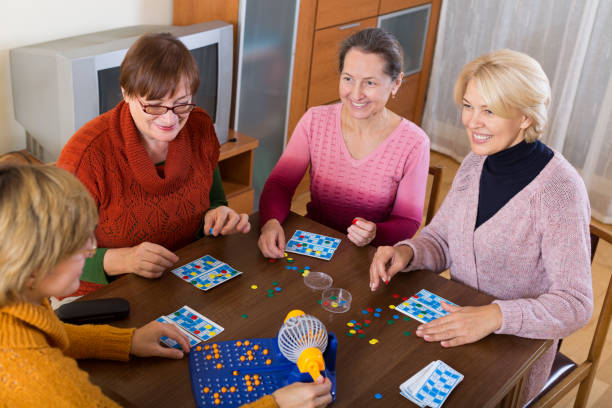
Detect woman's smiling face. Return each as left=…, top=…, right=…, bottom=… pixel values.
left=461, top=79, right=531, bottom=156
left=339, top=48, right=400, bottom=121
left=124, top=81, right=192, bottom=144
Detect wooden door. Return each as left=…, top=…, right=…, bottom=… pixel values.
left=315, top=0, right=379, bottom=29
left=386, top=72, right=419, bottom=121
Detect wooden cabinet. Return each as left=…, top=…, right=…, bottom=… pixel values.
left=288, top=0, right=442, bottom=137
left=386, top=73, right=420, bottom=120
left=315, top=0, right=379, bottom=29
left=380, top=0, right=433, bottom=13
left=218, top=130, right=258, bottom=214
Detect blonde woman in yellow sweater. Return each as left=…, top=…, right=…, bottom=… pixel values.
left=0, top=165, right=331, bottom=408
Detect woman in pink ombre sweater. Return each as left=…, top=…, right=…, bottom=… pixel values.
left=258, top=28, right=429, bottom=257
left=370, top=50, right=593, bottom=404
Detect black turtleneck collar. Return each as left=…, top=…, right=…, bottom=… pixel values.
left=486, top=139, right=539, bottom=172
left=475, top=140, right=553, bottom=229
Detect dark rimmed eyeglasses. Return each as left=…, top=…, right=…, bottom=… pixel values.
left=138, top=99, right=196, bottom=115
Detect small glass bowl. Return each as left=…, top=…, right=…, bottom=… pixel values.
left=321, top=288, right=352, bottom=313
left=304, top=272, right=333, bottom=291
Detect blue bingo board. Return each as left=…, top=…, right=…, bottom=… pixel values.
left=172, top=255, right=242, bottom=291
left=413, top=289, right=458, bottom=316
left=395, top=298, right=440, bottom=324
left=416, top=363, right=462, bottom=408
left=285, top=230, right=341, bottom=261
left=400, top=360, right=464, bottom=408
left=189, top=334, right=338, bottom=407
left=395, top=289, right=459, bottom=324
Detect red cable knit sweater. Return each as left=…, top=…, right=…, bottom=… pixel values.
left=58, top=101, right=219, bottom=251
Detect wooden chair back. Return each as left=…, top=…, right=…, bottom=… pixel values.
left=426, top=165, right=443, bottom=225
left=531, top=223, right=612, bottom=408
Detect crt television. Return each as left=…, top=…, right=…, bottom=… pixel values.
left=10, top=21, right=232, bottom=162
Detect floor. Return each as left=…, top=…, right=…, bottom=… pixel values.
left=290, top=151, right=612, bottom=408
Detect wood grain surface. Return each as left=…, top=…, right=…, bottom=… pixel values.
left=79, top=212, right=551, bottom=408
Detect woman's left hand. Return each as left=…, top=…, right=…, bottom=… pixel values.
left=204, top=206, right=251, bottom=236
left=347, top=217, right=376, bottom=246
left=415, top=303, right=503, bottom=347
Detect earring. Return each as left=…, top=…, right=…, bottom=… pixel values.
left=392, top=93, right=397, bottom=99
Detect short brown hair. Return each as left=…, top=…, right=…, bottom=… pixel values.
left=454, top=49, right=551, bottom=142
left=120, top=32, right=200, bottom=100
left=0, top=165, right=98, bottom=306
left=338, top=28, right=404, bottom=81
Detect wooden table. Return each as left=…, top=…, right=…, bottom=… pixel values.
left=79, top=213, right=551, bottom=408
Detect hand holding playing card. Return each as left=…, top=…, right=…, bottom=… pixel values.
left=131, top=320, right=191, bottom=359
left=415, top=302, right=503, bottom=347
left=369, top=245, right=414, bottom=291
left=347, top=217, right=376, bottom=247
left=284, top=230, right=341, bottom=260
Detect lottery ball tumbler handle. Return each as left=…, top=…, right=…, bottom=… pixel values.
left=297, top=347, right=325, bottom=381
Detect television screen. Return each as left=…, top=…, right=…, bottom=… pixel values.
left=97, top=43, right=219, bottom=118
left=98, top=67, right=122, bottom=114
left=191, top=44, right=218, bottom=120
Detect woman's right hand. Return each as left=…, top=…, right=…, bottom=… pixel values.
left=131, top=320, right=190, bottom=359
left=258, top=219, right=286, bottom=259
left=272, top=376, right=332, bottom=408
left=369, top=245, right=414, bottom=291
left=104, top=243, right=179, bottom=278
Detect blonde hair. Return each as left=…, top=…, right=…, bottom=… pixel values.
left=0, top=165, right=98, bottom=306
left=453, top=49, right=551, bottom=142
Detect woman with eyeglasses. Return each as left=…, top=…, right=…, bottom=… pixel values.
left=0, top=164, right=332, bottom=408
left=57, top=33, right=250, bottom=295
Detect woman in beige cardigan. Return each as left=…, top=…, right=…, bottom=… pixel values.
left=369, top=49, right=593, bottom=404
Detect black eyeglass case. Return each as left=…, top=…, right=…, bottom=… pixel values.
left=55, top=297, right=130, bottom=324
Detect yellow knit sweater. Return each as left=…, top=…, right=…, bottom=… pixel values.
left=0, top=300, right=277, bottom=408
left=0, top=299, right=133, bottom=407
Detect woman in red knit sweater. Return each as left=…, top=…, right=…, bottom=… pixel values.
left=58, top=33, right=250, bottom=294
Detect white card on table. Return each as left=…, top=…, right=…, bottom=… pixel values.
left=171, top=255, right=242, bottom=291
left=157, top=305, right=224, bottom=349
left=285, top=230, right=341, bottom=260
left=399, top=360, right=463, bottom=408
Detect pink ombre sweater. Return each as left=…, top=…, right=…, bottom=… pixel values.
left=259, top=103, right=430, bottom=246
left=397, top=151, right=593, bottom=403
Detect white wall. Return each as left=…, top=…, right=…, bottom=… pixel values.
left=0, top=0, right=173, bottom=156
